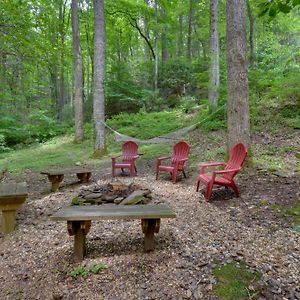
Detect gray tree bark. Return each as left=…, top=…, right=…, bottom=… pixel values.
left=177, top=14, right=183, bottom=57
left=208, top=0, right=220, bottom=112
left=71, top=0, right=84, bottom=143
left=161, top=7, right=168, bottom=65
left=187, top=0, right=194, bottom=60
left=93, top=0, right=106, bottom=156
left=154, top=0, right=158, bottom=91
left=226, top=0, right=251, bottom=151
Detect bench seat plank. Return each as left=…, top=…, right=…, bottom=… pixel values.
left=0, top=182, right=27, bottom=198
left=41, top=168, right=92, bottom=191
left=41, top=168, right=91, bottom=176
left=51, top=204, right=176, bottom=221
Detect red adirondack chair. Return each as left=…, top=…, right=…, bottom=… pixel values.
left=196, top=143, right=248, bottom=201
left=111, top=141, right=139, bottom=177
left=156, top=140, right=190, bottom=184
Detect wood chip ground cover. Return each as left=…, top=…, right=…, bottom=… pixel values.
left=0, top=130, right=299, bottom=300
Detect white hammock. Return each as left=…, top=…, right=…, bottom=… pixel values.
left=103, top=104, right=225, bottom=145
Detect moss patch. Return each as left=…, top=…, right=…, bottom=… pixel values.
left=213, top=262, right=261, bottom=300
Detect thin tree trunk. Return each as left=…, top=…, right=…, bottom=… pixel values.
left=177, top=15, right=183, bottom=57
left=93, top=0, right=106, bottom=156
left=208, top=0, right=220, bottom=112
left=226, top=0, right=251, bottom=153
left=144, top=0, right=150, bottom=61
left=154, top=0, right=158, bottom=91
left=246, top=0, right=255, bottom=68
left=161, top=7, right=168, bottom=65
left=187, top=0, right=193, bottom=60
left=71, top=0, right=84, bottom=143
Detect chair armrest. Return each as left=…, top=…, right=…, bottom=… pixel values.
left=111, top=155, right=121, bottom=161
left=214, top=168, right=241, bottom=175
left=199, top=162, right=225, bottom=174
left=212, top=168, right=241, bottom=180
left=157, top=156, right=171, bottom=162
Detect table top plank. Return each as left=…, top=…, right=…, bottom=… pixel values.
left=0, top=182, right=28, bottom=198
left=51, top=204, right=176, bottom=221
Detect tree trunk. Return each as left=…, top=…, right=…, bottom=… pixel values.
left=93, top=0, right=106, bottom=156
left=177, top=15, right=183, bottom=57
left=71, top=0, right=84, bottom=143
left=226, top=0, right=251, bottom=153
left=246, top=0, right=255, bottom=68
left=144, top=0, right=150, bottom=61
left=208, top=0, right=220, bottom=112
left=161, top=7, right=168, bottom=65
left=154, top=0, right=158, bottom=91
left=187, top=0, right=194, bottom=60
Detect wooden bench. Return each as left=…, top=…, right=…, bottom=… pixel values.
left=51, top=204, right=176, bottom=262
left=0, top=182, right=27, bottom=233
left=41, top=168, right=92, bottom=191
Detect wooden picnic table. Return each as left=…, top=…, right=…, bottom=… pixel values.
left=51, top=204, right=176, bottom=262
left=41, top=167, right=92, bottom=191
left=0, top=182, right=27, bottom=233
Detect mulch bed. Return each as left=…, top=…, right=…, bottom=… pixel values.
left=0, top=129, right=299, bottom=300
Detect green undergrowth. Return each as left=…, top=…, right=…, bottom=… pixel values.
left=257, top=199, right=300, bottom=231
left=279, top=200, right=300, bottom=230
left=213, top=261, right=261, bottom=300
left=69, top=263, right=107, bottom=278
left=0, top=135, right=102, bottom=172
left=253, top=145, right=298, bottom=172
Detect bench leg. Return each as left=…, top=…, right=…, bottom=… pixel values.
left=48, top=174, right=64, bottom=192
left=67, top=220, right=91, bottom=262
left=2, top=209, right=16, bottom=233
left=76, top=172, right=91, bottom=183
left=141, top=218, right=160, bottom=251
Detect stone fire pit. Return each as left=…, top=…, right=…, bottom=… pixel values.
left=72, top=180, right=152, bottom=206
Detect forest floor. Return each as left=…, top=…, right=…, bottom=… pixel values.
left=0, top=128, right=299, bottom=300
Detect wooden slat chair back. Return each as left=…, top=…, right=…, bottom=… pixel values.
left=156, top=140, right=190, bottom=183
left=111, top=141, right=139, bottom=177
left=196, top=143, right=247, bottom=201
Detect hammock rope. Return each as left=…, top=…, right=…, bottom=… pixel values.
left=102, top=104, right=226, bottom=144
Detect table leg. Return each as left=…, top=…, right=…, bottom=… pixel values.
left=76, top=172, right=91, bottom=183
left=2, top=209, right=16, bottom=233
left=48, top=174, right=64, bottom=192
left=141, top=218, right=160, bottom=251
left=67, top=220, right=91, bottom=262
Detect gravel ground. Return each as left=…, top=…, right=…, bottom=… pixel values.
left=0, top=129, right=299, bottom=300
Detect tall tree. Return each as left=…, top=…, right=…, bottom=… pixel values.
left=226, top=0, right=251, bottom=152
left=208, top=0, right=220, bottom=112
left=187, top=0, right=194, bottom=60
left=161, top=6, right=168, bottom=65
left=93, top=0, right=106, bottom=156
left=154, top=0, right=158, bottom=91
left=71, top=0, right=84, bottom=143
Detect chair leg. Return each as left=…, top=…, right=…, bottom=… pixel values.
left=172, top=171, right=177, bottom=184
left=196, top=180, right=200, bottom=192
left=130, top=165, right=135, bottom=177
left=112, top=165, right=115, bottom=177
left=230, top=181, right=239, bottom=197
left=205, top=182, right=213, bottom=201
